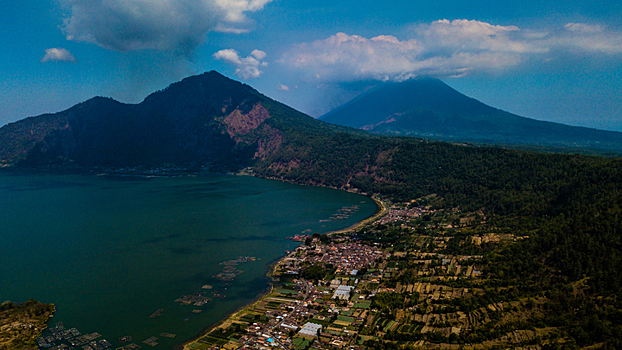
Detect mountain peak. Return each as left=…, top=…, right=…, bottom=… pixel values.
left=0, top=71, right=350, bottom=169
left=143, top=70, right=259, bottom=105
left=168, top=70, right=237, bottom=89
left=321, top=78, right=477, bottom=127
left=320, top=78, right=622, bottom=152
left=0, top=72, right=289, bottom=168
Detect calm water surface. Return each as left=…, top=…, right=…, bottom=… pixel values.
left=0, top=170, right=377, bottom=349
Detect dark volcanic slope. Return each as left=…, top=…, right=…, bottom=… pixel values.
left=321, top=78, right=622, bottom=152
left=0, top=71, right=347, bottom=170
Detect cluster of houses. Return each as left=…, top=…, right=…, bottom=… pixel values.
left=287, top=242, right=384, bottom=276
left=181, top=199, right=513, bottom=350
left=374, top=205, right=424, bottom=225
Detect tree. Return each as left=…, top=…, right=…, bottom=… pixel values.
left=302, top=264, right=327, bottom=282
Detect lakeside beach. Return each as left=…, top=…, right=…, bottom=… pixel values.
left=179, top=197, right=387, bottom=350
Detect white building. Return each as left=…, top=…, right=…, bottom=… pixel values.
left=332, top=285, right=354, bottom=300
left=298, top=322, right=322, bottom=338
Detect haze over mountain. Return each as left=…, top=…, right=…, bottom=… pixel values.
left=321, top=78, right=622, bottom=153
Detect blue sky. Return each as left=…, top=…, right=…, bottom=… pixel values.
left=2, top=0, right=621, bottom=131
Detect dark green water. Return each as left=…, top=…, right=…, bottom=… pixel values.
left=0, top=170, right=377, bottom=349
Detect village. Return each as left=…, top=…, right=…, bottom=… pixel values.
left=182, top=197, right=542, bottom=350
left=20, top=197, right=541, bottom=350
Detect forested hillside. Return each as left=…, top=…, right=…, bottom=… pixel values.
left=256, top=135, right=622, bottom=347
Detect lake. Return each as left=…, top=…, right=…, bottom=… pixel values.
left=0, top=170, right=377, bottom=349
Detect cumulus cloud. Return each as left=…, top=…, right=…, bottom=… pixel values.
left=214, top=49, right=268, bottom=79
left=278, top=84, right=290, bottom=91
left=251, top=49, right=267, bottom=60
left=41, top=48, right=76, bottom=63
left=418, top=19, right=545, bottom=54
left=281, top=19, right=622, bottom=82
left=61, top=0, right=273, bottom=56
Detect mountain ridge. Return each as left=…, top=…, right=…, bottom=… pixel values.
left=0, top=71, right=353, bottom=170
left=320, top=77, right=622, bottom=152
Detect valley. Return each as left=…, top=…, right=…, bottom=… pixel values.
left=0, top=72, right=620, bottom=349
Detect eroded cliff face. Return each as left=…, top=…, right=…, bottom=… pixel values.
left=223, top=103, right=271, bottom=138
left=221, top=102, right=283, bottom=161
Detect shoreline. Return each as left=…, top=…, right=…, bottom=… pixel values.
left=325, top=196, right=388, bottom=236
left=3, top=168, right=384, bottom=350
left=177, top=196, right=387, bottom=350
left=175, top=278, right=275, bottom=350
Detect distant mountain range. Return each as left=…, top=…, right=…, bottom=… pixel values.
left=321, top=77, right=622, bottom=153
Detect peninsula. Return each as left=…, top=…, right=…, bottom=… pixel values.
left=0, top=300, right=54, bottom=350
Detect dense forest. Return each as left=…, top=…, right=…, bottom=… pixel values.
left=255, top=133, right=622, bottom=348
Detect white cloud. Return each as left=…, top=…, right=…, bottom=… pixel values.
left=278, top=84, right=290, bottom=91
left=564, top=23, right=604, bottom=33
left=214, top=49, right=243, bottom=64
left=281, top=19, right=622, bottom=82
left=418, top=19, right=545, bottom=54
left=41, top=48, right=76, bottom=63
left=251, top=49, right=267, bottom=60
left=282, top=32, right=425, bottom=82
left=62, top=0, right=273, bottom=56
left=559, top=23, right=622, bottom=54
left=214, top=48, right=268, bottom=79
left=213, top=24, right=251, bottom=34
